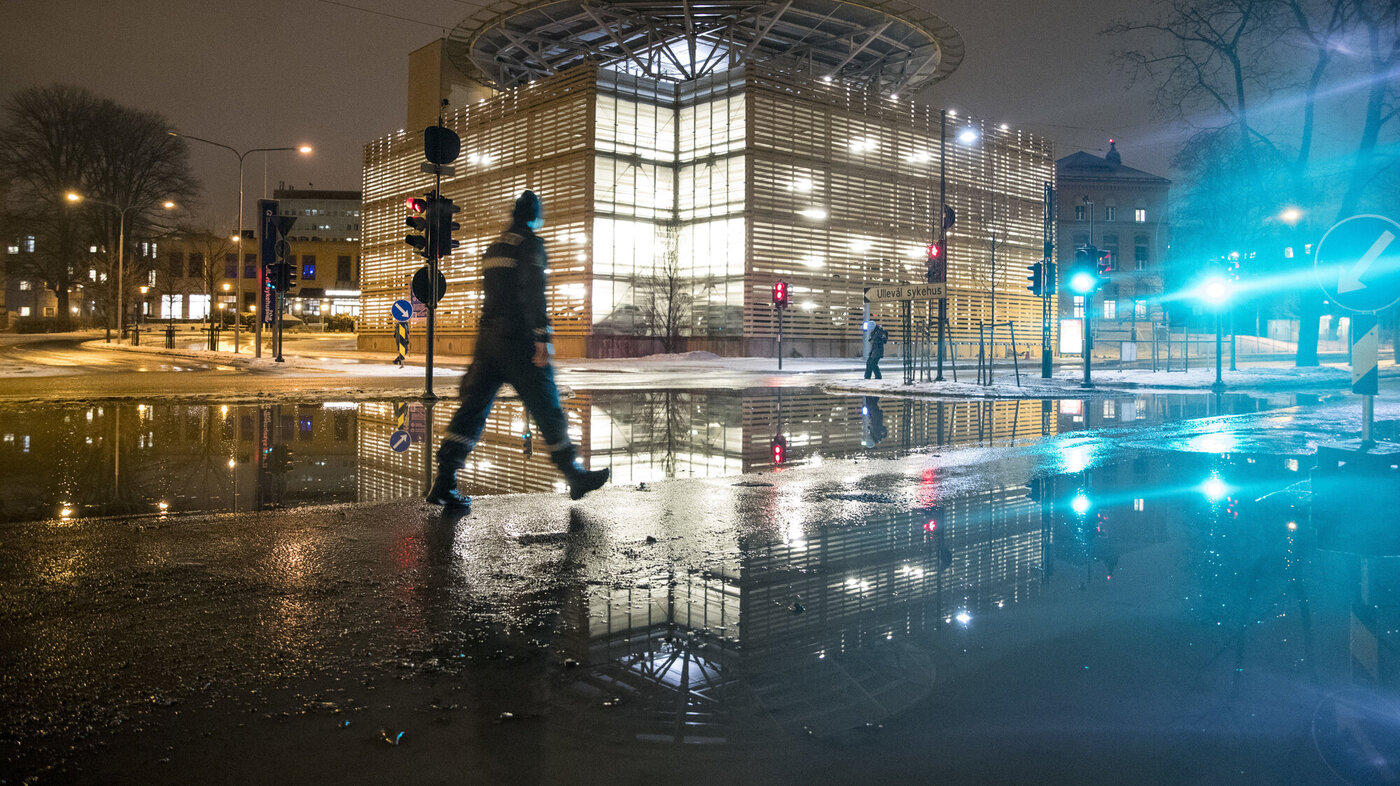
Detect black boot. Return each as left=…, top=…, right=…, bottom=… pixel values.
left=426, top=468, right=470, bottom=509
left=427, top=438, right=472, bottom=509
left=552, top=447, right=610, bottom=501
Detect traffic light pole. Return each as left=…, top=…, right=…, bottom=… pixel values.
left=935, top=109, right=947, bottom=382
left=1082, top=294, right=1094, bottom=388
left=1042, top=182, right=1054, bottom=379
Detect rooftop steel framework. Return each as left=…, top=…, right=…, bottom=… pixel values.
left=447, top=0, right=964, bottom=95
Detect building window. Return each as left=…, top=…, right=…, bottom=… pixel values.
left=337, top=255, right=352, bottom=282
left=1135, top=208, right=1146, bottom=223
left=19, top=280, right=31, bottom=291
left=1073, top=296, right=1085, bottom=318
left=168, top=251, right=184, bottom=279
left=188, top=252, right=203, bottom=278
left=1134, top=236, right=1149, bottom=265
left=1135, top=299, right=1147, bottom=319
left=1074, top=205, right=1086, bottom=221
left=1104, top=206, right=1116, bottom=222
left=44, top=307, right=55, bottom=317
left=1103, top=234, right=1118, bottom=267
left=225, top=253, right=238, bottom=279
left=19, top=307, right=31, bottom=317
left=1103, top=300, right=1116, bottom=319
left=245, top=253, right=258, bottom=279
left=301, top=255, right=315, bottom=281
left=24, top=236, right=35, bottom=253
left=6, top=244, right=18, bottom=254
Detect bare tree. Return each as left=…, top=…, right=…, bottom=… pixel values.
left=1107, top=0, right=1399, bottom=365
left=636, top=222, right=692, bottom=354
left=0, top=85, right=197, bottom=329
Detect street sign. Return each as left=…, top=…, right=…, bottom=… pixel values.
left=391, top=299, right=413, bottom=323
left=407, top=403, right=426, bottom=444
left=389, top=429, right=411, bottom=453
left=261, top=283, right=276, bottom=325
left=411, top=265, right=447, bottom=308
left=1315, top=214, right=1400, bottom=313
left=410, top=294, right=428, bottom=322
left=394, top=322, right=409, bottom=365
left=1353, top=314, right=1379, bottom=396
left=863, top=283, right=946, bottom=303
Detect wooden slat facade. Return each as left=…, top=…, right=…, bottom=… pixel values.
left=361, top=64, right=1055, bottom=359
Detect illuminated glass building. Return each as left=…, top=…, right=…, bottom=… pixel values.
left=361, top=1, right=1055, bottom=359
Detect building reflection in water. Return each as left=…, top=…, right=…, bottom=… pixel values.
left=547, top=482, right=1047, bottom=745
left=0, top=390, right=1295, bottom=522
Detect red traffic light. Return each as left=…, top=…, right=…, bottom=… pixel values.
left=771, top=435, right=787, bottom=464
left=773, top=280, right=790, bottom=308
left=405, top=197, right=427, bottom=213
left=927, top=243, right=941, bottom=259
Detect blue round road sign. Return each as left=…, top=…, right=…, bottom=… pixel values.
left=1315, top=214, right=1400, bottom=313
left=391, top=299, right=413, bottom=323
left=389, top=429, right=411, bottom=453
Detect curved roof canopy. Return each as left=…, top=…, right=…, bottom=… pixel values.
left=447, top=0, right=964, bottom=95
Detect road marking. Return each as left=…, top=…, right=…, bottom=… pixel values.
left=1338, top=230, right=1394, bottom=293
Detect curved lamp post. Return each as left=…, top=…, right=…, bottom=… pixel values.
left=167, top=132, right=311, bottom=356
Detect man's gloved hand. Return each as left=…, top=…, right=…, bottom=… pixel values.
left=533, top=341, right=553, bottom=368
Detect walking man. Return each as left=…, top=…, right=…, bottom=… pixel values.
left=426, top=190, right=609, bottom=510
left=864, top=320, right=889, bottom=380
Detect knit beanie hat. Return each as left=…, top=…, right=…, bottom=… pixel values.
left=513, top=190, right=542, bottom=224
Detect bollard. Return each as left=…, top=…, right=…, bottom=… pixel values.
left=165, top=324, right=175, bottom=349
left=131, top=325, right=140, bottom=346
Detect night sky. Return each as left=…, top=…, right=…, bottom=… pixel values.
left=1, top=0, right=1172, bottom=230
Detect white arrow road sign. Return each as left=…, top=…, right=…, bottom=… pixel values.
left=1338, top=230, right=1394, bottom=294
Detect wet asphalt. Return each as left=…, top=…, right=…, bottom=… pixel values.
left=5, top=393, right=1400, bottom=785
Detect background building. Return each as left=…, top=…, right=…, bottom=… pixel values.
left=361, top=1, right=1054, bottom=360
left=1055, top=141, right=1171, bottom=344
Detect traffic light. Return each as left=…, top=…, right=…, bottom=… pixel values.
left=1043, top=261, right=1057, bottom=296
left=1096, top=249, right=1114, bottom=277
left=1069, top=246, right=1101, bottom=295
left=405, top=196, right=429, bottom=258
left=771, top=435, right=787, bottom=465
left=428, top=195, right=461, bottom=259
left=271, top=261, right=297, bottom=291
left=1026, top=261, right=1044, bottom=296
left=1226, top=258, right=1240, bottom=280
left=773, top=280, right=790, bottom=309
left=925, top=242, right=945, bottom=283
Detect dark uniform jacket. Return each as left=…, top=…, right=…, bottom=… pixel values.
left=480, top=221, right=552, bottom=345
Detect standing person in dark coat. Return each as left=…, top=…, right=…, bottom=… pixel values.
left=865, top=320, right=889, bottom=380
left=426, top=190, right=609, bottom=510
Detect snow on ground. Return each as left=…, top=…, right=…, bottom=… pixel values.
left=825, top=361, right=1400, bottom=399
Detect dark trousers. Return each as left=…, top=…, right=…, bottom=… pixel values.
left=864, top=353, right=883, bottom=379
left=439, top=327, right=571, bottom=468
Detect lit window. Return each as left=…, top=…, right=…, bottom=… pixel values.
left=19, top=280, right=31, bottom=291
left=1073, top=296, right=1085, bottom=318
left=1103, top=300, right=1115, bottom=319
left=19, top=306, right=31, bottom=317
left=1133, top=498, right=1145, bottom=511
left=90, top=245, right=98, bottom=253
left=1134, top=300, right=1147, bottom=319
left=1104, top=207, right=1116, bottom=222
left=6, top=245, right=17, bottom=254
left=1135, top=208, right=1146, bottom=223
left=24, top=236, right=35, bottom=252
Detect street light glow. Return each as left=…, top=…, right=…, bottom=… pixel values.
left=957, top=127, right=980, bottom=144
left=298, top=145, right=313, bottom=154
left=1203, top=276, right=1229, bottom=304
left=1069, top=270, right=1097, bottom=294
left=1279, top=207, right=1303, bottom=226
left=66, top=192, right=81, bottom=202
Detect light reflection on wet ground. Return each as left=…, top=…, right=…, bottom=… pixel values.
left=5, top=385, right=1399, bottom=781
left=0, top=389, right=1312, bottom=524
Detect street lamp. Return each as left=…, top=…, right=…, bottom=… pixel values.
left=1202, top=274, right=1231, bottom=392
left=167, top=132, right=311, bottom=356
left=65, top=192, right=174, bottom=341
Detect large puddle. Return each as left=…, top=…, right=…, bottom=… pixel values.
left=6, top=388, right=1400, bottom=781
left=0, top=388, right=1312, bottom=524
